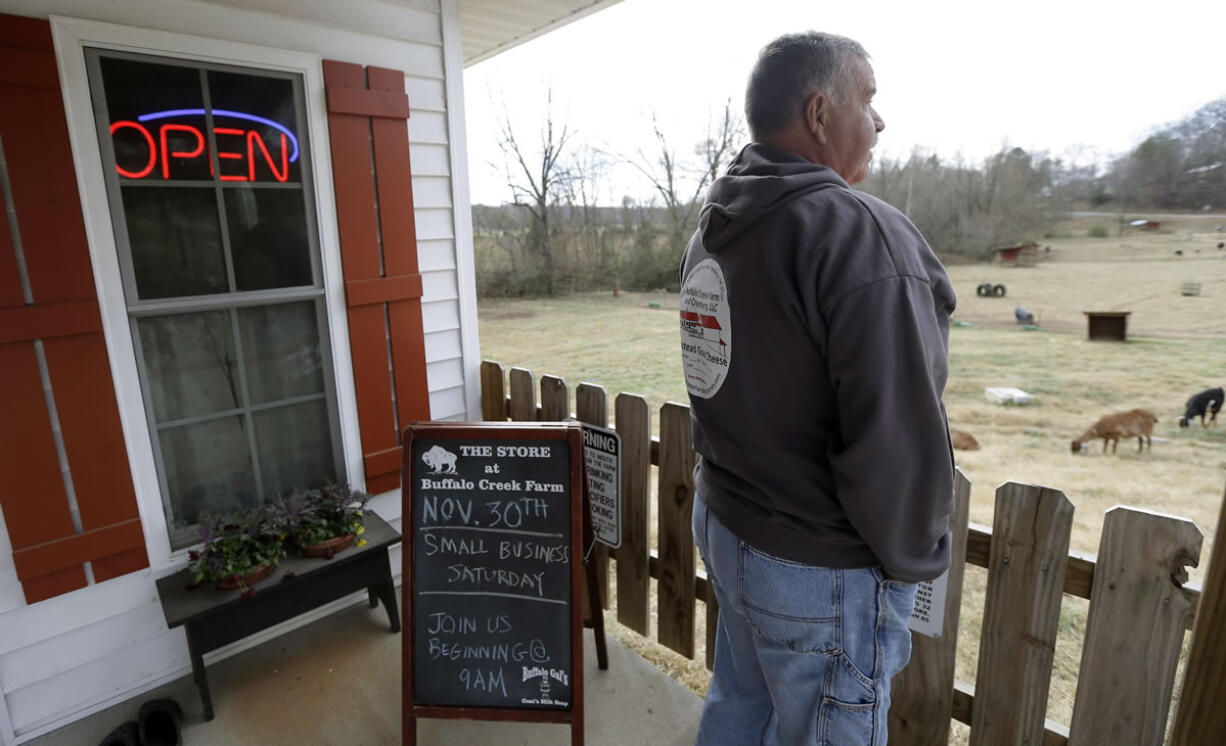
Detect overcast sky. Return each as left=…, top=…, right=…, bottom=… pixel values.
left=462, top=0, right=1225, bottom=206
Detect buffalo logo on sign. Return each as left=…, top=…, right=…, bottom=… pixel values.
left=421, top=445, right=459, bottom=475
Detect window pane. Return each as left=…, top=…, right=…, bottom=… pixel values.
left=160, top=416, right=256, bottom=547
left=90, top=51, right=342, bottom=552
left=139, top=311, right=240, bottom=422
left=254, top=400, right=337, bottom=500
left=122, top=186, right=227, bottom=298
left=225, top=187, right=313, bottom=289
left=238, top=301, right=325, bottom=404
left=98, top=57, right=211, bottom=182
left=206, top=70, right=302, bottom=183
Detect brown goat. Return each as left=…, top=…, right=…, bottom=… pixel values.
left=950, top=428, right=980, bottom=451
left=1071, top=409, right=1158, bottom=454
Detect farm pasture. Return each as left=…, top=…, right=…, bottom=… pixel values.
left=476, top=217, right=1226, bottom=733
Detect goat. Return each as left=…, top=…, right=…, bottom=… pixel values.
left=950, top=428, right=980, bottom=451
left=1071, top=409, right=1158, bottom=454
left=1178, top=387, right=1223, bottom=428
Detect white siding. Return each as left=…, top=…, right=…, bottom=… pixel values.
left=422, top=298, right=461, bottom=332
left=0, top=602, right=173, bottom=694
left=415, top=207, right=459, bottom=240
left=441, top=0, right=483, bottom=421
left=426, top=357, right=464, bottom=389
left=0, top=572, right=153, bottom=657
left=428, top=384, right=468, bottom=420
left=208, top=0, right=443, bottom=46
left=422, top=268, right=460, bottom=300
left=424, top=329, right=463, bottom=361
left=0, top=572, right=18, bottom=619
left=409, top=110, right=451, bottom=144
left=6, top=628, right=188, bottom=735
left=0, top=0, right=479, bottom=740
left=418, top=238, right=458, bottom=272
left=0, top=504, right=16, bottom=617
left=408, top=143, right=452, bottom=176
left=404, top=75, right=447, bottom=111
left=412, top=175, right=454, bottom=208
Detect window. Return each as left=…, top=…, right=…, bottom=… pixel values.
left=85, top=51, right=344, bottom=549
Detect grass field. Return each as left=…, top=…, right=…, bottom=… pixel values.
left=477, top=215, right=1226, bottom=737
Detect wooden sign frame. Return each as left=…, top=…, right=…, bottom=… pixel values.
left=402, top=421, right=605, bottom=746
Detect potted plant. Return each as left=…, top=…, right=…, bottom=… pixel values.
left=186, top=505, right=287, bottom=597
left=277, top=484, right=370, bottom=559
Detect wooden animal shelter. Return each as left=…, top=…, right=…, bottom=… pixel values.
left=992, top=242, right=1039, bottom=267
left=1083, top=311, right=1131, bottom=341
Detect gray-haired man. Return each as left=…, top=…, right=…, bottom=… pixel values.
left=681, top=32, right=956, bottom=744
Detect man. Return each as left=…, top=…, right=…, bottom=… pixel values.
left=679, top=32, right=956, bottom=745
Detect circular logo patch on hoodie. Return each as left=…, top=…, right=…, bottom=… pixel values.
left=679, top=258, right=731, bottom=399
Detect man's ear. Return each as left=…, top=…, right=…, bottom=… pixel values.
left=805, top=92, right=828, bottom=144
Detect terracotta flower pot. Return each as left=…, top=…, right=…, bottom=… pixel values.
left=215, top=562, right=277, bottom=590
left=299, top=533, right=355, bottom=558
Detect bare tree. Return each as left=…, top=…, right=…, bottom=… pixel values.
left=561, top=144, right=611, bottom=281
left=496, top=90, right=572, bottom=294
left=631, top=99, right=744, bottom=254
left=859, top=145, right=1056, bottom=258
left=696, top=100, right=745, bottom=192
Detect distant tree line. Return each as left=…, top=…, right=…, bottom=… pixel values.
left=1104, top=97, right=1225, bottom=212
left=473, top=95, right=1225, bottom=296
left=858, top=145, right=1058, bottom=259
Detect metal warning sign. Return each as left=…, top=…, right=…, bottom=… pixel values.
left=908, top=570, right=949, bottom=638
left=579, top=422, right=621, bottom=549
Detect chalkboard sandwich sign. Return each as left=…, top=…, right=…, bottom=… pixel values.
left=403, top=421, right=601, bottom=745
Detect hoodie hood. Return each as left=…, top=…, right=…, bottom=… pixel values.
left=698, top=143, right=847, bottom=251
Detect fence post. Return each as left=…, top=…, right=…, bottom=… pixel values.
left=1067, top=507, right=1201, bottom=745
left=614, top=393, right=651, bottom=636
left=704, top=579, right=719, bottom=671
left=539, top=375, right=569, bottom=420
left=508, top=367, right=536, bottom=421
left=1171, top=483, right=1226, bottom=745
left=657, top=402, right=696, bottom=658
left=889, top=468, right=972, bottom=746
left=479, top=360, right=505, bottom=420
left=577, top=383, right=610, bottom=609
left=969, top=482, right=1073, bottom=746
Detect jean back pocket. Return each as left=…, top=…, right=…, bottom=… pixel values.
left=738, top=544, right=840, bottom=654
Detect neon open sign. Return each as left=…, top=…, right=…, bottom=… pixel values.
left=110, top=109, right=300, bottom=182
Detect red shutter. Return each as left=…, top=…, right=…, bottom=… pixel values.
left=0, top=15, right=148, bottom=604
left=323, top=60, right=430, bottom=494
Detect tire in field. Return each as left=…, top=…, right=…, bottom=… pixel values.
left=976, top=283, right=991, bottom=297
left=992, top=284, right=1007, bottom=297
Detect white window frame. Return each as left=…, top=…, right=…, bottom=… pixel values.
left=50, top=16, right=363, bottom=574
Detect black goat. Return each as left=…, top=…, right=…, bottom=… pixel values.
left=1179, top=387, right=1223, bottom=428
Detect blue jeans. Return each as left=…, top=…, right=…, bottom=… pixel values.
left=693, top=493, right=917, bottom=746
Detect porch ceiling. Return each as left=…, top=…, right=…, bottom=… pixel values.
left=458, top=0, right=623, bottom=66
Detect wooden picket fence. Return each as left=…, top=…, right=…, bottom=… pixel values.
left=478, top=360, right=1226, bottom=745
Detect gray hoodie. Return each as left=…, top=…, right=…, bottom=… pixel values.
left=680, top=143, right=956, bottom=583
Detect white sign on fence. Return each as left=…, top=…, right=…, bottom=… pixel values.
left=908, top=568, right=949, bottom=638
left=579, top=422, right=621, bottom=549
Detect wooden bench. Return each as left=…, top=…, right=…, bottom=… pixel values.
left=155, top=512, right=402, bottom=720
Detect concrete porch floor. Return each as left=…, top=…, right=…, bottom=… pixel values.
left=28, top=597, right=702, bottom=745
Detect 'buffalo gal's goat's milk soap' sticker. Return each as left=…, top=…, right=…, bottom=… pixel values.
left=679, top=258, right=731, bottom=399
